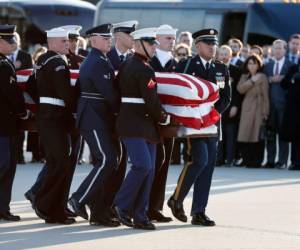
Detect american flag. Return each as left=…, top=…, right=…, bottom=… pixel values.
left=17, top=69, right=220, bottom=137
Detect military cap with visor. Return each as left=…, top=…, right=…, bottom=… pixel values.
left=85, top=23, right=113, bottom=38
left=0, top=24, right=17, bottom=44
left=192, top=28, right=218, bottom=45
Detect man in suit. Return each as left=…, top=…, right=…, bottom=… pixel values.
left=263, top=39, right=293, bottom=169
left=107, top=20, right=138, bottom=71
left=287, top=34, right=300, bottom=64
left=148, top=24, right=177, bottom=223
left=0, top=24, right=29, bottom=221
left=9, top=32, right=33, bottom=164
left=228, top=38, right=244, bottom=68
left=168, top=29, right=231, bottom=226
left=217, top=45, right=242, bottom=167
left=68, top=24, right=120, bottom=227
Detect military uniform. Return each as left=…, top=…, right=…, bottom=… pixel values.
left=0, top=32, right=27, bottom=220
left=113, top=27, right=170, bottom=230
left=148, top=36, right=178, bottom=222
left=68, top=24, right=121, bottom=226
left=168, top=29, right=231, bottom=226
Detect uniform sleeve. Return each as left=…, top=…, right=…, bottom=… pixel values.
left=52, top=60, right=75, bottom=111
left=215, top=65, right=231, bottom=114
left=137, top=68, right=167, bottom=123
left=90, top=61, right=120, bottom=113
left=0, top=63, right=26, bottom=116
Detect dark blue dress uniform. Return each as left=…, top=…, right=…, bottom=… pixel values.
left=168, top=29, right=231, bottom=226
left=113, top=28, right=169, bottom=229
left=34, top=47, right=76, bottom=223
left=0, top=25, right=27, bottom=221
left=69, top=24, right=121, bottom=224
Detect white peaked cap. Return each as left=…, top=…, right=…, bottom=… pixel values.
left=156, top=24, right=177, bottom=36
left=131, top=27, right=157, bottom=40
left=113, top=20, right=138, bottom=32
left=60, top=25, right=82, bottom=36
left=46, top=27, right=69, bottom=38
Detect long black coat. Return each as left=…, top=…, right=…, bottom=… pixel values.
left=281, top=64, right=300, bottom=142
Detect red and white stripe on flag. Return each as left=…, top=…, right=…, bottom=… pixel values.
left=16, top=69, right=220, bottom=133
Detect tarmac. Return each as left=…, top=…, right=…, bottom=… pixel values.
left=1, top=163, right=300, bottom=250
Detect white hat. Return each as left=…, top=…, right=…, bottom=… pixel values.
left=156, top=24, right=177, bottom=36
left=46, top=27, right=69, bottom=38
left=113, top=20, right=138, bottom=33
left=60, top=25, right=82, bottom=37
left=131, top=27, right=157, bottom=42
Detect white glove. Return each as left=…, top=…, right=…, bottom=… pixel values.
left=159, top=114, right=171, bottom=126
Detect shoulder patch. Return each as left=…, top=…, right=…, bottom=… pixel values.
left=147, top=78, right=157, bottom=89
left=55, top=65, right=66, bottom=72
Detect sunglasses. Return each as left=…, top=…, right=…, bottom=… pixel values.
left=177, top=53, right=187, bottom=56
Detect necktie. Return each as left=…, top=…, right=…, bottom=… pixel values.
left=119, top=55, right=125, bottom=62
left=274, top=62, right=279, bottom=75
left=205, top=62, right=210, bottom=77
left=291, top=55, right=296, bottom=64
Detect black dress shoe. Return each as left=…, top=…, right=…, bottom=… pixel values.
left=167, top=197, right=187, bottom=222
left=24, top=190, right=35, bottom=207
left=134, top=221, right=156, bottom=230
left=90, top=217, right=120, bottom=227
left=68, top=197, right=88, bottom=220
left=45, top=217, right=76, bottom=225
left=0, top=211, right=21, bottom=221
left=34, top=207, right=49, bottom=220
left=289, top=164, right=300, bottom=171
left=263, top=162, right=275, bottom=168
left=64, top=207, right=77, bottom=218
left=148, top=210, right=172, bottom=223
left=191, top=213, right=215, bottom=226
left=275, top=162, right=287, bottom=169
left=113, top=206, right=133, bottom=227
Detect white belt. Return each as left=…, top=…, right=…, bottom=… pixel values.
left=121, top=97, right=145, bottom=104
left=39, top=97, right=65, bottom=107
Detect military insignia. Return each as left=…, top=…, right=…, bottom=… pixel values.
left=196, top=61, right=200, bottom=65
left=192, top=72, right=195, bottom=76
left=210, top=29, right=214, bottom=35
left=104, top=73, right=111, bottom=79
left=215, top=72, right=225, bottom=89
left=211, top=63, right=215, bottom=68
left=10, top=76, right=15, bottom=84
left=147, top=78, right=156, bottom=88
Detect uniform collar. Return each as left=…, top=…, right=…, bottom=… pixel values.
left=199, top=55, right=212, bottom=66
left=156, top=48, right=173, bottom=67
left=115, top=46, right=128, bottom=58
left=92, top=47, right=108, bottom=61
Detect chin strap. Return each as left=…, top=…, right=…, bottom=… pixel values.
left=140, top=40, right=151, bottom=60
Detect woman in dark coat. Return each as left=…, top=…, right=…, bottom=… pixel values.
left=281, top=63, right=300, bottom=170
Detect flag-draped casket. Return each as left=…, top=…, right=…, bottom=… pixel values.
left=17, top=69, right=220, bottom=137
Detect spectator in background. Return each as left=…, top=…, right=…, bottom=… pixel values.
left=32, top=46, right=47, bottom=63
left=287, top=34, right=300, bottom=64
left=263, top=39, right=293, bottom=169
left=174, top=43, right=191, bottom=62
left=237, top=55, right=269, bottom=168
left=217, top=45, right=242, bottom=166
left=177, top=31, right=193, bottom=49
left=228, top=38, right=243, bottom=67
left=262, top=45, right=272, bottom=64
left=250, top=45, right=263, bottom=60
left=77, top=36, right=89, bottom=57
left=240, top=44, right=250, bottom=62
left=281, top=62, right=300, bottom=170
left=9, top=32, right=33, bottom=164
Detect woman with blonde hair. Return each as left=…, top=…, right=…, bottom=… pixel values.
left=237, top=54, right=269, bottom=168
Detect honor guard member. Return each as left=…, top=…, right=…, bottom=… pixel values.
left=33, top=27, right=76, bottom=224
left=113, top=27, right=170, bottom=230
left=168, top=29, right=231, bottom=226
left=68, top=24, right=120, bottom=227
left=99, top=20, right=138, bottom=215
left=107, top=20, right=138, bottom=70
left=148, top=24, right=177, bottom=223
left=0, top=24, right=29, bottom=221
left=24, top=26, right=85, bottom=216
left=61, top=25, right=85, bottom=69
